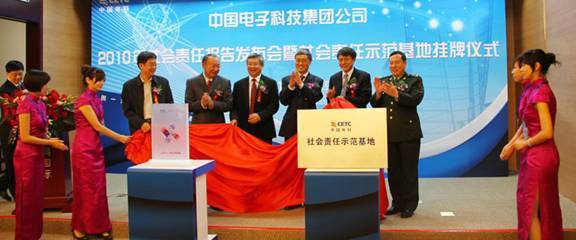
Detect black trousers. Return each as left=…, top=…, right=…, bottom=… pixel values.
left=0, top=125, right=16, bottom=198
left=387, top=139, right=420, bottom=212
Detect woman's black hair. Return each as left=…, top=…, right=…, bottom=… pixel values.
left=519, top=49, right=560, bottom=75
left=23, top=69, right=50, bottom=92
left=81, top=64, right=105, bottom=85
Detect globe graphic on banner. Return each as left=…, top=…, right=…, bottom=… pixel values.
left=133, top=4, right=180, bottom=50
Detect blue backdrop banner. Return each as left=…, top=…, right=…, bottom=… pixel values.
left=92, top=0, right=508, bottom=177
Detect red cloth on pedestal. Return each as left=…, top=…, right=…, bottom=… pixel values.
left=125, top=98, right=389, bottom=214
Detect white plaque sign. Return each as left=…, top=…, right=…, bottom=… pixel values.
left=151, top=104, right=189, bottom=160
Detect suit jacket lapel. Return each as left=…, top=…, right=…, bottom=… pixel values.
left=243, top=78, right=250, bottom=113
left=347, top=68, right=357, bottom=84
left=304, top=74, right=318, bottom=87
left=209, top=75, right=219, bottom=93
left=1, top=80, right=17, bottom=93
left=335, top=74, right=343, bottom=96
left=9, top=82, right=17, bottom=92
left=199, top=75, right=208, bottom=92
left=151, top=75, right=158, bottom=93
left=304, top=75, right=311, bottom=84
left=134, top=77, right=144, bottom=114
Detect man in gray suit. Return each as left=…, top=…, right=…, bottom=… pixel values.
left=185, top=54, right=232, bottom=123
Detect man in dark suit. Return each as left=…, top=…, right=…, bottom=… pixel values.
left=122, top=51, right=174, bottom=134
left=279, top=49, right=323, bottom=140
left=0, top=60, right=24, bottom=201
left=326, top=47, right=371, bottom=108
left=185, top=54, right=232, bottom=124
left=230, top=53, right=279, bottom=144
left=370, top=51, right=424, bottom=218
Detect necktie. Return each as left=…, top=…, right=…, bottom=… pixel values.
left=207, top=79, right=212, bottom=91
left=249, top=79, right=257, bottom=114
left=340, top=73, right=349, bottom=97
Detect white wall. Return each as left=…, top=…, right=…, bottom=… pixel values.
left=42, top=0, right=89, bottom=96
left=0, top=18, right=26, bottom=77
left=546, top=0, right=576, bottom=201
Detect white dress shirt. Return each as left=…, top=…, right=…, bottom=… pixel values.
left=340, top=68, right=354, bottom=96
left=141, top=76, right=152, bottom=119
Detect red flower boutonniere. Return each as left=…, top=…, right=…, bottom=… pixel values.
left=257, top=80, right=268, bottom=102
left=152, top=86, right=162, bottom=103
left=306, top=82, right=318, bottom=89
left=347, top=77, right=358, bottom=97
left=212, top=89, right=222, bottom=101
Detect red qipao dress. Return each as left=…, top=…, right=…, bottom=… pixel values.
left=71, top=89, right=111, bottom=234
left=13, top=94, right=48, bottom=240
left=516, top=78, right=563, bottom=240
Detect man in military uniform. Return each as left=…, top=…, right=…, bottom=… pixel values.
left=370, top=51, right=424, bottom=218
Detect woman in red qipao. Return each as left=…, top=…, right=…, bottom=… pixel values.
left=14, top=70, right=68, bottom=240
left=71, top=65, right=130, bottom=240
left=500, top=49, right=563, bottom=240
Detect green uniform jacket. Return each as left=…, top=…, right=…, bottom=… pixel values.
left=370, top=73, right=424, bottom=142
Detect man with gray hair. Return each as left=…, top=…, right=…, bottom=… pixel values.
left=185, top=54, right=232, bottom=123
left=279, top=49, right=324, bottom=140
left=230, top=53, right=279, bottom=143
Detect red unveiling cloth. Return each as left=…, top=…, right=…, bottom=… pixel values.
left=125, top=98, right=389, bottom=215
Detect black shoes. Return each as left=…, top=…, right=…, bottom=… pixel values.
left=0, top=190, right=12, bottom=202
left=385, top=206, right=401, bottom=215
left=400, top=210, right=414, bottom=218
left=386, top=207, right=414, bottom=218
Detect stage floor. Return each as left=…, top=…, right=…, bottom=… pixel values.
left=1, top=174, right=575, bottom=239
